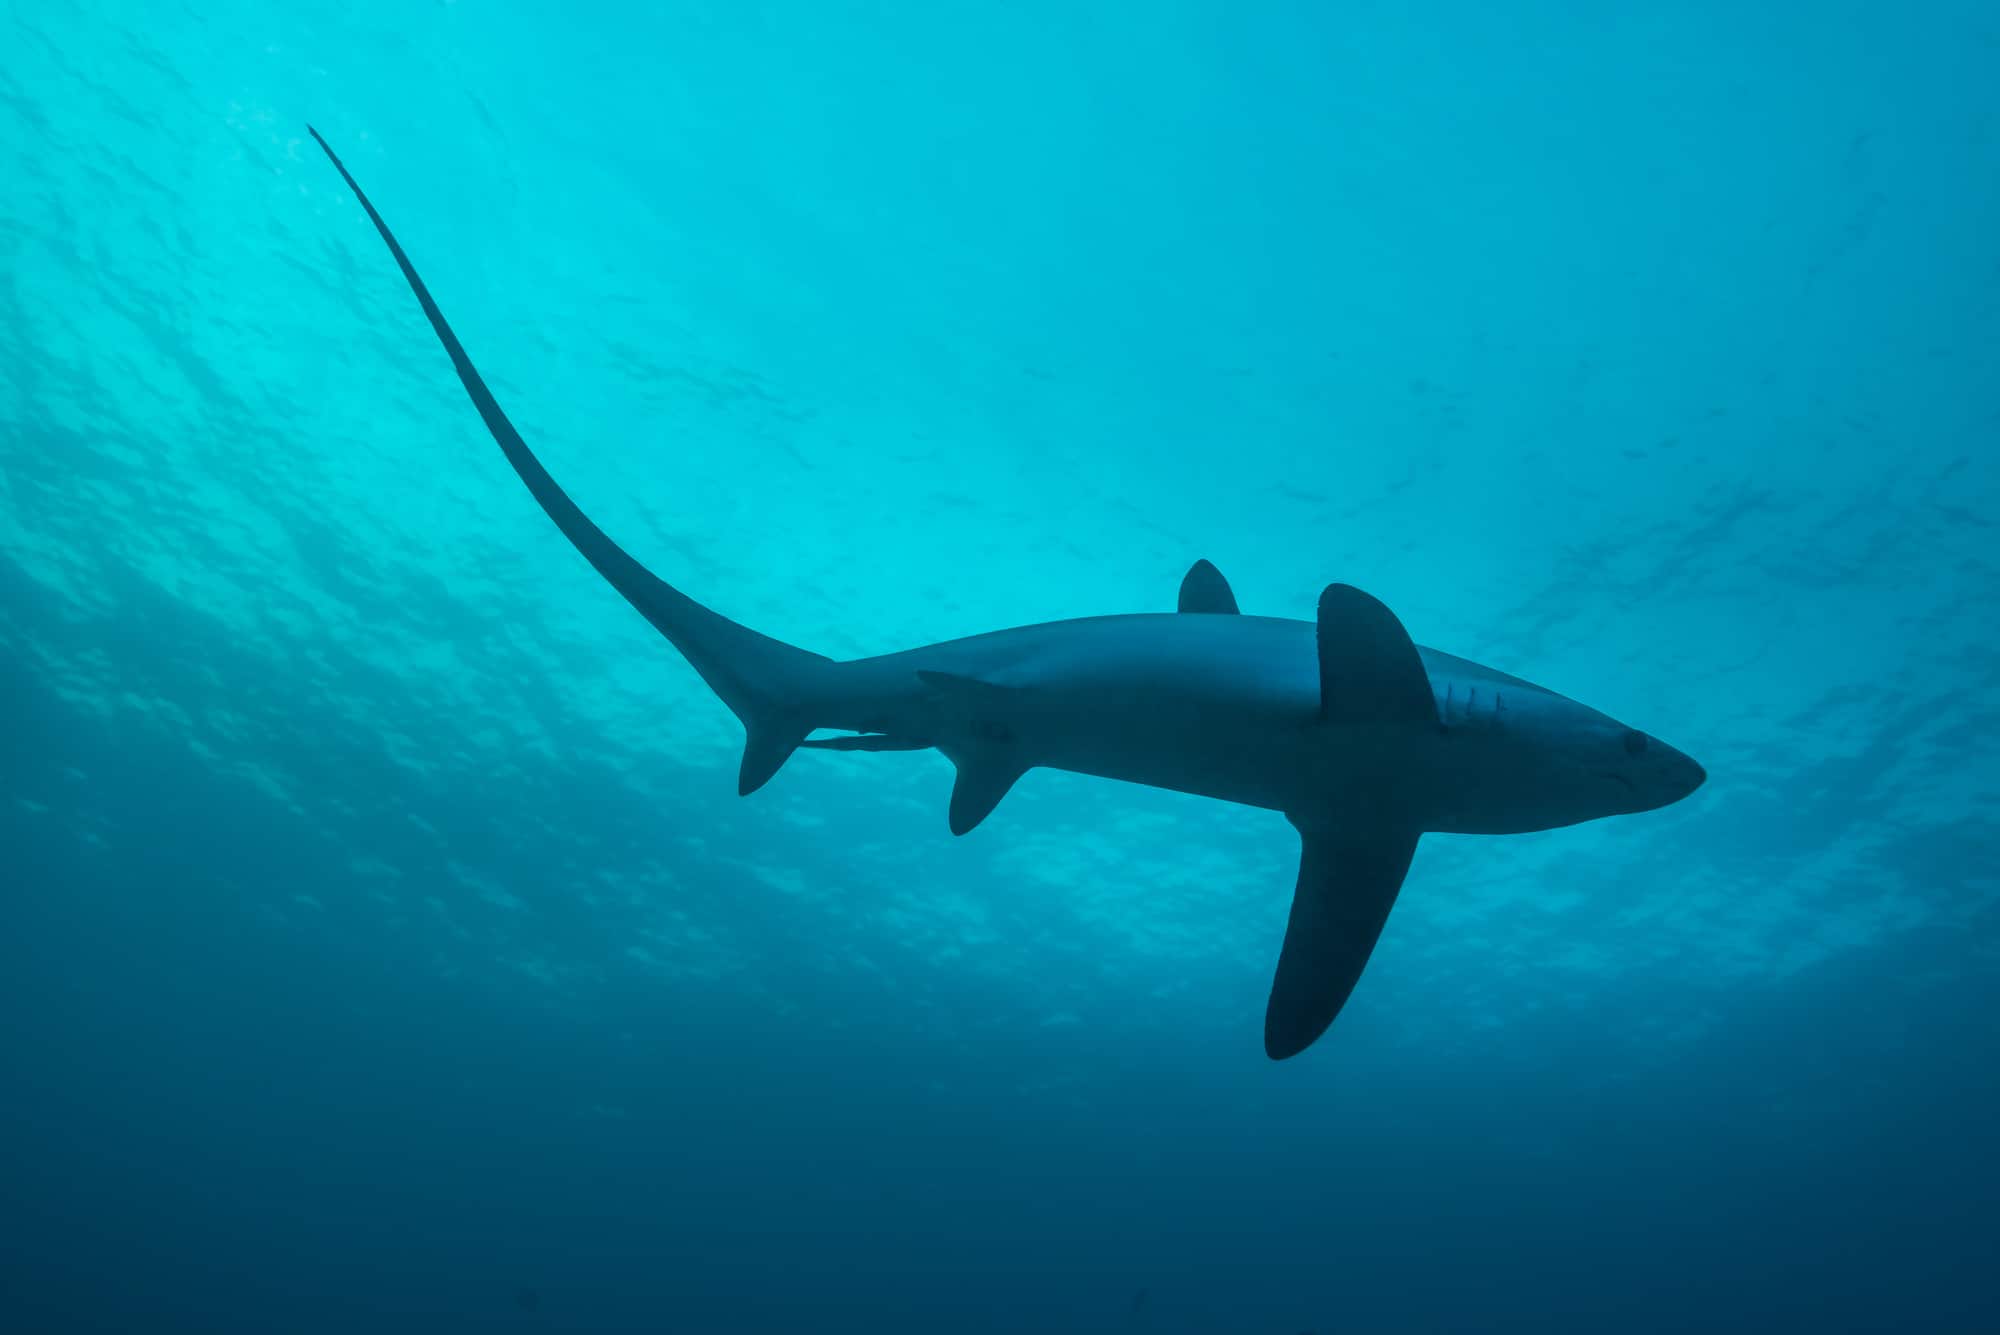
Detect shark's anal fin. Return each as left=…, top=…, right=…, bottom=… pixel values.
left=1264, top=818, right=1420, bottom=1060
left=1314, top=584, right=1438, bottom=726
left=1177, top=559, right=1241, bottom=614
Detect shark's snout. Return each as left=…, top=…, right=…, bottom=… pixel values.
left=1601, top=736, right=1704, bottom=814
left=1663, top=743, right=1706, bottom=803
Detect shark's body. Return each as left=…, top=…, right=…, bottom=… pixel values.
left=818, top=615, right=1666, bottom=836
left=311, top=129, right=1704, bottom=1060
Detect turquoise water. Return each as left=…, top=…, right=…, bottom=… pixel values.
left=3, top=1, right=1996, bottom=1330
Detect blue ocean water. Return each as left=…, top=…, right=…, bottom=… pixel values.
left=3, top=0, right=1996, bottom=1330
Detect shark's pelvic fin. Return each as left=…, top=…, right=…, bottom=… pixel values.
left=1314, top=584, right=1438, bottom=726
left=1264, top=818, right=1419, bottom=1059
left=918, top=671, right=1028, bottom=832
left=739, top=716, right=812, bottom=796
left=310, top=127, right=832, bottom=795
left=1176, top=559, right=1241, bottom=614
left=942, top=750, right=1028, bottom=835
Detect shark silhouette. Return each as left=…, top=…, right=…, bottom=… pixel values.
left=311, top=129, right=1704, bottom=1060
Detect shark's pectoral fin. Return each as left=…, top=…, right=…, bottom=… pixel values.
left=1264, top=819, right=1419, bottom=1060
left=942, top=750, right=1028, bottom=835
left=1314, top=584, right=1438, bottom=726
left=1270, top=585, right=1431, bottom=1055
left=1177, top=559, right=1241, bottom=614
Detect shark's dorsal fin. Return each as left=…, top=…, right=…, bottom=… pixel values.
left=1314, top=584, right=1437, bottom=726
left=1177, top=559, right=1240, bottom=614
left=1265, top=818, right=1419, bottom=1059
left=943, top=752, right=1028, bottom=835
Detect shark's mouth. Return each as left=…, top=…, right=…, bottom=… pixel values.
left=1597, top=771, right=1638, bottom=794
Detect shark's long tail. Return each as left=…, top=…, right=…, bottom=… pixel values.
left=310, top=127, right=829, bottom=794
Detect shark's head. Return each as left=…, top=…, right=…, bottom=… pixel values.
left=1572, top=711, right=1705, bottom=817
left=1505, top=688, right=1705, bottom=825
left=1429, top=665, right=1705, bottom=833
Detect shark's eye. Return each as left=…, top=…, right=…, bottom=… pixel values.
left=1622, top=729, right=1649, bottom=757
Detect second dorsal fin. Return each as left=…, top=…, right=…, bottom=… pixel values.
left=1177, top=559, right=1240, bottom=614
